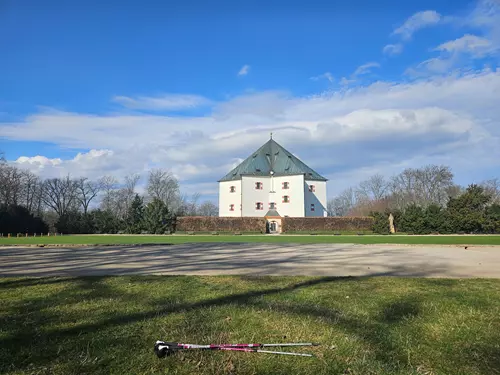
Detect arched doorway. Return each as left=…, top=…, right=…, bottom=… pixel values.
left=265, top=209, right=282, bottom=234
left=269, top=221, right=278, bottom=233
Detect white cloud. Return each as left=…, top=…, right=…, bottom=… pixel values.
left=382, top=43, right=403, bottom=56
left=407, top=34, right=499, bottom=77
left=405, top=57, right=455, bottom=76
left=4, top=68, right=500, bottom=198
left=435, top=34, right=497, bottom=57
left=402, top=1, right=500, bottom=77
left=112, top=94, right=211, bottom=111
left=16, top=155, right=62, bottom=168
left=393, top=10, right=442, bottom=40
left=467, top=0, right=500, bottom=32
left=445, top=0, right=500, bottom=55
left=310, top=72, right=334, bottom=83
left=353, top=62, right=380, bottom=76
left=338, top=62, right=381, bottom=87
left=238, top=64, right=250, bottom=76
left=5, top=2, right=500, bottom=202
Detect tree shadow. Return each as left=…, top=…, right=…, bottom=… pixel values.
left=1, top=272, right=500, bottom=374
left=381, top=299, right=420, bottom=323
left=2, top=242, right=493, bottom=278
left=0, top=276, right=75, bottom=289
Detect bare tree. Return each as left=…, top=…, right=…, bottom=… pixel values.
left=97, top=174, right=141, bottom=219
left=327, top=187, right=358, bottom=216
left=20, top=170, right=42, bottom=213
left=445, top=184, right=463, bottom=200
left=390, top=165, right=454, bottom=209
left=76, top=178, right=102, bottom=214
left=481, top=178, right=500, bottom=204
left=326, top=199, right=336, bottom=217
left=347, top=197, right=393, bottom=216
left=106, top=189, right=129, bottom=219
left=198, top=201, right=218, bottom=216
left=147, top=169, right=180, bottom=210
left=356, top=174, right=389, bottom=201
left=123, top=173, right=140, bottom=212
left=99, top=175, right=118, bottom=211
left=182, top=193, right=201, bottom=216
left=42, top=176, right=79, bottom=216
left=0, top=164, right=24, bottom=206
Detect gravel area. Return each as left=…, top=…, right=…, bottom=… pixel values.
left=1, top=243, right=500, bottom=278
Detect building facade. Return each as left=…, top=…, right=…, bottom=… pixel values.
left=218, top=137, right=328, bottom=219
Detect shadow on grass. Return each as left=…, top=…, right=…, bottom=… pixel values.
left=381, top=299, right=420, bottom=323
left=0, top=277, right=76, bottom=289
left=1, top=274, right=499, bottom=374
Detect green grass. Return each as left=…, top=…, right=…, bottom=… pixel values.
left=2, top=234, right=500, bottom=246
left=1, top=276, right=499, bottom=374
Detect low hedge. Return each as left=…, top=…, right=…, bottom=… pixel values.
left=175, top=217, right=267, bottom=233
left=281, top=217, right=374, bottom=233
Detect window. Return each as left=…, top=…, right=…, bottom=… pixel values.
left=282, top=182, right=289, bottom=189
left=256, top=202, right=264, bottom=210
left=311, top=204, right=315, bottom=212
left=255, top=182, right=263, bottom=190
left=309, top=185, right=316, bottom=192
left=229, top=204, right=235, bottom=211
left=283, top=195, right=290, bottom=203
left=229, top=186, right=236, bottom=193
left=269, top=202, right=276, bottom=209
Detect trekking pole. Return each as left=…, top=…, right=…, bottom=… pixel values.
left=154, top=340, right=319, bottom=358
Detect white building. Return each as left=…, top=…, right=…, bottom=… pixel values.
left=218, top=136, right=328, bottom=222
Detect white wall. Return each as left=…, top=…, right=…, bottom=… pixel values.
left=272, top=175, right=305, bottom=217
left=218, top=180, right=242, bottom=217
left=240, top=175, right=306, bottom=217
left=241, top=176, right=270, bottom=217
left=304, top=180, right=328, bottom=217
left=220, top=175, right=327, bottom=217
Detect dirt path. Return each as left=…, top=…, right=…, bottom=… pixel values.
left=1, top=243, right=500, bottom=278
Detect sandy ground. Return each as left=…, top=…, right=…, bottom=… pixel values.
left=1, top=243, right=500, bottom=278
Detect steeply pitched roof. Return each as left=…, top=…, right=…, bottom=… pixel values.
left=265, top=209, right=281, bottom=217
left=219, top=138, right=327, bottom=182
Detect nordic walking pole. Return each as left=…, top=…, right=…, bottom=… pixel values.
left=218, top=347, right=314, bottom=356
left=154, top=340, right=319, bottom=358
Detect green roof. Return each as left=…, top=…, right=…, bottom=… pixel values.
left=265, top=209, right=281, bottom=217
left=219, top=138, right=327, bottom=182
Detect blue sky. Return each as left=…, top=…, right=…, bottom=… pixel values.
left=1, top=0, right=500, bottom=200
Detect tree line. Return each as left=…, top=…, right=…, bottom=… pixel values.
left=2, top=156, right=499, bottom=235
left=0, top=156, right=218, bottom=235
left=327, top=165, right=500, bottom=234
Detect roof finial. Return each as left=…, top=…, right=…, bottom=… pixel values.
left=270, top=132, right=273, bottom=140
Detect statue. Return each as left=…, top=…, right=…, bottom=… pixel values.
left=389, top=213, right=395, bottom=234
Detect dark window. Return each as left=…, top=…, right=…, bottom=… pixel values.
left=256, top=202, right=263, bottom=210
left=283, top=195, right=290, bottom=203
left=269, top=202, right=276, bottom=209
left=230, top=186, right=236, bottom=193
left=229, top=204, right=234, bottom=211
left=255, top=182, right=263, bottom=190
left=282, top=182, right=289, bottom=189
left=309, top=185, right=316, bottom=192
left=311, top=204, right=315, bottom=212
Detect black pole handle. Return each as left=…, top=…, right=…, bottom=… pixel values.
left=154, top=341, right=181, bottom=358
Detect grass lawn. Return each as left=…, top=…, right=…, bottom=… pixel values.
left=1, top=276, right=499, bottom=374
left=1, top=234, right=500, bottom=246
